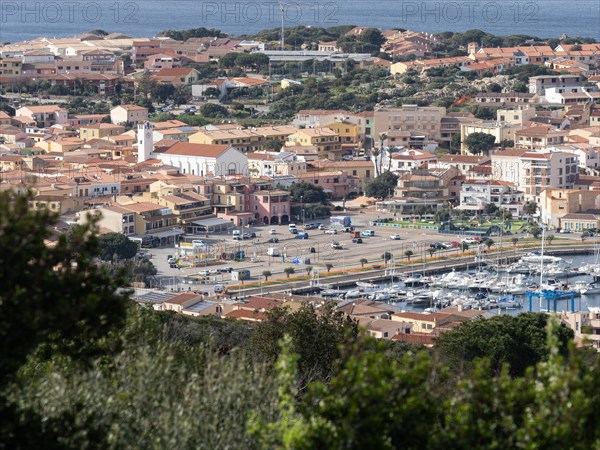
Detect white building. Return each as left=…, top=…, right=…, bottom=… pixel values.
left=154, top=142, right=248, bottom=176
left=458, top=180, right=524, bottom=216
left=110, top=104, right=149, bottom=125
left=247, top=151, right=306, bottom=177
left=491, top=148, right=579, bottom=201
left=380, top=148, right=438, bottom=173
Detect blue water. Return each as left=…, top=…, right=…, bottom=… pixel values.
left=1, top=0, right=598, bottom=43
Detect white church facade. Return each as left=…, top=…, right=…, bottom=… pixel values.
left=137, top=122, right=248, bottom=176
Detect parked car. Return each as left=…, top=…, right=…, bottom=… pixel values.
left=290, top=227, right=298, bottom=234
left=325, top=229, right=338, bottom=235
left=318, top=224, right=325, bottom=230
left=352, top=237, right=363, bottom=244
left=169, top=263, right=178, bottom=269
left=267, top=237, right=279, bottom=243
left=304, top=224, right=317, bottom=230
left=361, top=230, right=375, bottom=237
left=198, top=270, right=210, bottom=276
left=430, top=242, right=445, bottom=250
left=209, top=269, right=220, bottom=274
left=390, top=234, right=401, bottom=240
left=269, top=229, right=277, bottom=234
left=295, top=232, right=309, bottom=239
left=449, top=241, right=460, bottom=247
left=220, top=267, right=233, bottom=273
left=461, top=237, right=481, bottom=244
left=441, top=242, right=454, bottom=249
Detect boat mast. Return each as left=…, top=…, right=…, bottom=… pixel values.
left=539, top=225, right=545, bottom=309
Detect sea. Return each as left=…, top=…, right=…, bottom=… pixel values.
left=0, top=0, right=599, bottom=44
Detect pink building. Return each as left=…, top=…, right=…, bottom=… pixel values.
left=296, top=171, right=360, bottom=199
left=249, top=189, right=291, bottom=225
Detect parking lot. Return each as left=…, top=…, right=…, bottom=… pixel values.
left=144, top=211, right=464, bottom=293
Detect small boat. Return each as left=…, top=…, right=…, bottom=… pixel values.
left=521, top=251, right=562, bottom=264
left=356, top=281, right=377, bottom=289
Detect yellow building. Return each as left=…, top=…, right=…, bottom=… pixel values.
left=0, top=57, right=23, bottom=78
left=78, top=123, right=125, bottom=141
left=142, top=181, right=212, bottom=227
left=286, top=127, right=342, bottom=160
left=325, top=121, right=361, bottom=155
left=189, top=128, right=264, bottom=152
left=540, top=188, right=600, bottom=228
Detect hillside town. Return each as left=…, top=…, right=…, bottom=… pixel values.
left=3, top=17, right=600, bottom=450
left=1, top=26, right=600, bottom=345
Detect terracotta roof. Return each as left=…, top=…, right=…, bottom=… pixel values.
left=165, top=293, right=202, bottom=305
left=234, top=296, right=282, bottom=310
left=115, top=104, right=148, bottom=111
left=161, top=142, right=230, bottom=158
left=223, top=309, right=267, bottom=321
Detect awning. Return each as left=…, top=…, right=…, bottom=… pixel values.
left=146, top=228, right=185, bottom=238
left=191, top=218, right=232, bottom=227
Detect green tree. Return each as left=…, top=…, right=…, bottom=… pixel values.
left=523, top=201, right=538, bottom=216
left=97, top=232, right=138, bottom=261
left=382, top=251, right=393, bottom=262
left=325, top=263, right=334, bottom=273
left=284, top=267, right=295, bottom=278
left=200, top=103, right=229, bottom=118
left=460, top=242, right=469, bottom=252
left=249, top=303, right=359, bottom=387
left=434, top=313, right=573, bottom=377
left=404, top=250, right=414, bottom=260
left=305, top=265, right=313, bottom=275
left=359, top=258, right=368, bottom=267
left=531, top=226, right=542, bottom=239
left=365, top=171, right=398, bottom=199
left=289, top=182, right=328, bottom=204
left=463, top=132, right=497, bottom=155
left=262, top=270, right=272, bottom=281
left=264, top=137, right=284, bottom=151
left=546, top=234, right=555, bottom=245
left=512, top=237, right=519, bottom=246
left=0, top=192, right=129, bottom=446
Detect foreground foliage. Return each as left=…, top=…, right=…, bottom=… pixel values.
left=1, top=192, right=599, bottom=449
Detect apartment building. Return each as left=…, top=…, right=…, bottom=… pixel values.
left=374, top=105, right=446, bottom=144
left=528, top=74, right=584, bottom=95
left=539, top=188, right=600, bottom=228
left=15, top=105, right=68, bottom=128
left=247, top=151, right=306, bottom=177
left=78, top=123, right=125, bottom=141
left=460, top=122, right=520, bottom=153
left=110, top=104, right=149, bottom=125
left=0, top=57, right=22, bottom=78
left=514, top=127, right=568, bottom=149
left=491, top=148, right=578, bottom=201
left=286, top=127, right=342, bottom=160
left=189, top=128, right=264, bottom=152
left=458, top=180, right=524, bottom=216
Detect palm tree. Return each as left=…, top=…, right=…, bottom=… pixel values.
left=428, top=248, right=436, bottom=258
left=359, top=258, right=368, bottom=267
left=460, top=242, right=469, bottom=253
left=485, top=239, right=494, bottom=250
left=404, top=250, right=414, bottom=260
left=370, top=147, right=381, bottom=177
left=546, top=235, right=555, bottom=245
left=262, top=270, right=272, bottom=281
left=382, top=252, right=392, bottom=262
left=305, top=265, right=313, bottom=275
left=511, top=237, right=519, bottom=246
left=325, top=263, right=334, bottom=273
left=377, top=131, right=387, bottom=176
left=386, top=145, right=397, bottom=172
left=284, top=267, right=295, bottom=278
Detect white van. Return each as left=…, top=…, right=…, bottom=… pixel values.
left=288, top=223, right=297, bottom=229
left=267, top=247, right=280, bottom=257
left=232, top=230, right=240, bottom=236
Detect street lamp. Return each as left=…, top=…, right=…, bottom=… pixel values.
left=300, top=195, right=304, bottom=225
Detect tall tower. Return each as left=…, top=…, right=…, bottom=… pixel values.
left=137, top=121, right=153, bottom=164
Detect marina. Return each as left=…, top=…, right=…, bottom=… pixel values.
left=304, top=250, right=600, bottom=316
